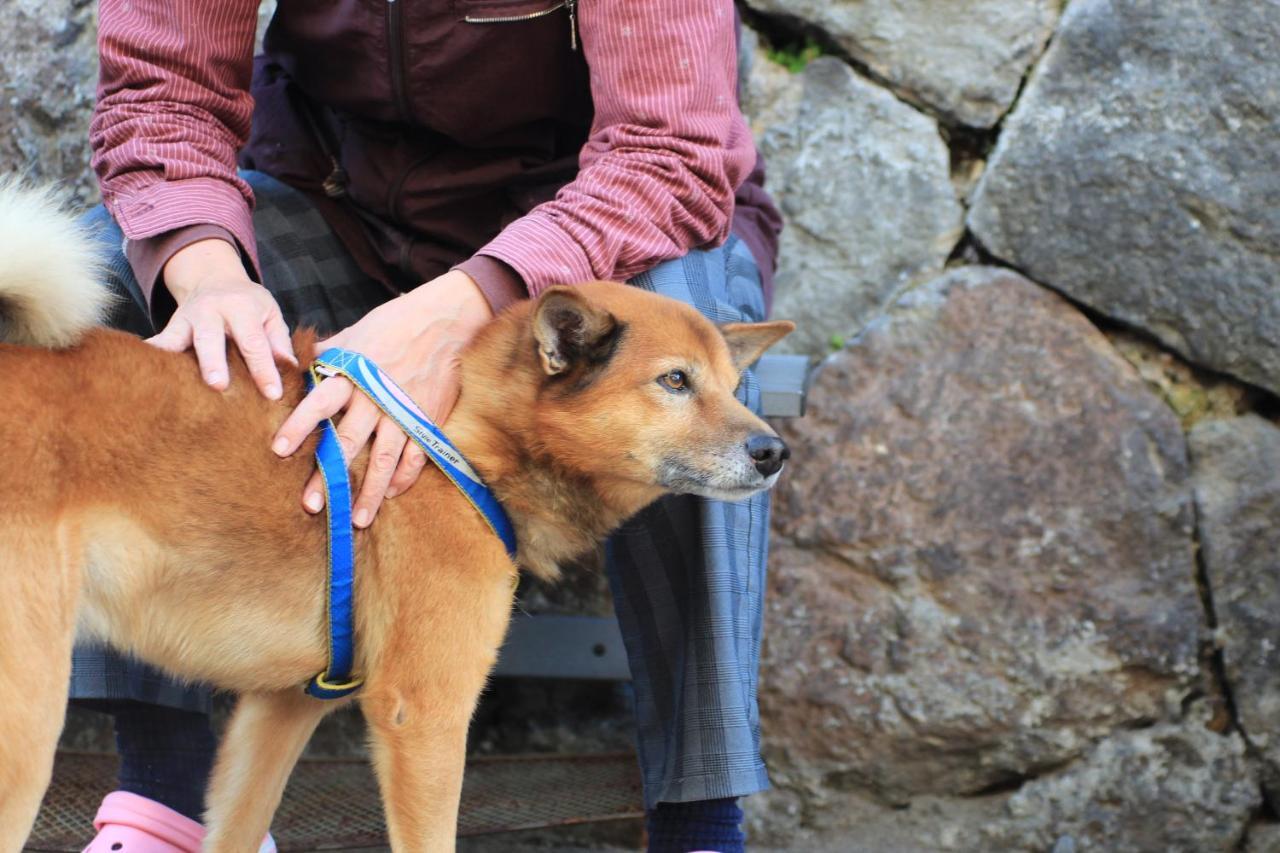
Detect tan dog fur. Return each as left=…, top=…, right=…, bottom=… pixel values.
left=0, top=183, right=791, bottom=852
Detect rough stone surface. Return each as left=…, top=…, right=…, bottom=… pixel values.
left=741, top=46, right=964, bottom=355
left=748, top=710, right=1257, bottom=852
left=756, top=267, right=1203, bottom=836
left=1190, top=415, right=1280, bottom=797
left=976, top=712, right=1259, bottom=853
left=0, top=0, right=99, bottom=206
left=1247, top=822, right=1280, bottom=853
left=745, top=0, right=1060, bottom=128
left=969, top=0, right=1280, bottom=395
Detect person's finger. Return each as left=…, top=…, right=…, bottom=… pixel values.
left=299, top=395, right=378, bottom=514
left=146, top=315, right=193, bottom=353
left=385, top=443, right=428, bottom=499
left=190, top=312, right=231, bottom=390
left=273, top=376, right=354, bottom=457
left=302, top=468, right=326, bottom=514
left=353, top=418, right=408, bottom=527
left=226, top=310, right=284, bottom=400
left=264, top=309, right=297, bottom=366
left=332, top=395, right=381, bottom=467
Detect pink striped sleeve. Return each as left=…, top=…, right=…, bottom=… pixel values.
left=476, top=0, right=754, bottom=296
left=90, top=0, right=261, bottom=276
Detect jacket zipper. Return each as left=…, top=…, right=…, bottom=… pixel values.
left=464, top=0, right=578, bottom=50
left=386, top=0, right=412, bottom=121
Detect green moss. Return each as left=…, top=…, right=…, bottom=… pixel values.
left=765, top=37, right=825, bottom=73
left=1109, top=330, right=1256, bottom=429
left=828, top=333, right=846, bottom=352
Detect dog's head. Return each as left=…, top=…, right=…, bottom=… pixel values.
left=521, top=282, right=793, bottom=504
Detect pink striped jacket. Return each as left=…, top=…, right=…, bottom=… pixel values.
left=91, top=0, right=781, bottom=315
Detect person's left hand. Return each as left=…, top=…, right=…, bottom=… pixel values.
left=271, top=269, right=493, bottom=527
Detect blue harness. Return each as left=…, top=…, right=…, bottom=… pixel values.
left=303, top=347, right=518, bottom=700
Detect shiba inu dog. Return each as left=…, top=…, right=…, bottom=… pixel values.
left=0, top=181, right=791, bottom=852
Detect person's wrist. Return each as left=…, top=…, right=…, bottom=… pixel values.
left=162, top=238, right=248, bottom=305
left=407, top=269, right=492, bottom=328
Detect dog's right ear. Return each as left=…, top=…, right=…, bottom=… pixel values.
left=532, top=287, right=623, bottom=376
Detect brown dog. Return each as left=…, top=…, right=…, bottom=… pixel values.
left=0, top=182, right=792, bottom=852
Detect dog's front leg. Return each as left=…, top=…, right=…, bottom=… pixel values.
left=360, top=565, right=514, bottom=853
left=202, top=690, right=336, bottom=852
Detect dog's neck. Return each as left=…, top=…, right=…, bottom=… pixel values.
left=442, top=312, right=661, bottom=581
left=445, top=414, right=645, bottom=581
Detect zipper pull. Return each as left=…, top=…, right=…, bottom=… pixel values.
left=567, top=0, right=578, bottom=50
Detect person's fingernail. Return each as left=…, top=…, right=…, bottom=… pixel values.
left=272, top=436, right=290, bottom=456
left=304, top=491, right=323, bottom=513
left=385, top=486, right=399, bottom=499
left=206, top=371, right=225, bottom=386
left=265, top=382, right=282, bottom=400
left=354, top=508, right=370, bottom=527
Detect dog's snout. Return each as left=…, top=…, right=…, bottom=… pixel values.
left=746, top=434, right=789, bottom=477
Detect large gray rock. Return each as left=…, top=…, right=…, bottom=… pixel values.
left=978, top=712, right=1259, bottom=853
left=757, top=267, right=1203, bottom=833
left=748, top=713, right=1258, bottom=852
left=741, top=48, right=963, bottom=355
left=745, top=0, right=1059, bottom=128
left=0, top=0, right=99, bottom=206
left=969, top=0, right=1280, bottom=395
left=1190, top=415, right=1280, bottom=796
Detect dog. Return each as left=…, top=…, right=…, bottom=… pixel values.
left=0, top=181, right=792, bottom=852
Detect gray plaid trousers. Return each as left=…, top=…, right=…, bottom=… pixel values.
left=71, top=170, right=772, bottom=807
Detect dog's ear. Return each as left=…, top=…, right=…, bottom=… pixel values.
left=533, top=287, right=623, bottom=376
left=719, top=320, right=795, bottom=372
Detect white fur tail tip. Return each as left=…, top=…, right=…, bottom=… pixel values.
left=0, top=179, right=110, bottom=348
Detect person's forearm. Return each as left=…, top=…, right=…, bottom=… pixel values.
left=475, top=0, right=752, bottom=297
left=92, top=0, right=261, bottom=282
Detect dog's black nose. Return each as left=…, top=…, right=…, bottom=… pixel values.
left=746, top=434, right=789, bottom=477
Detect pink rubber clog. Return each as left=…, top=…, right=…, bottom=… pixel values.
left=83, top=792, right=276, bottom=853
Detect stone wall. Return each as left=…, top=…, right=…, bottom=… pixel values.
left=10, top=1, right=1280, bottom=850
left=741, top=0, right=1280, bottom=849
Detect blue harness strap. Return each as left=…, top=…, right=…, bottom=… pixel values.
left=313, top=347, right=518, bottom=557
left=303, top=348, right=518, bottom=700
left=304, top=369, right=363, bottom=700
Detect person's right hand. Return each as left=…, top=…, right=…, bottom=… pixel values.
left=148, top=237, right=296, bottom=399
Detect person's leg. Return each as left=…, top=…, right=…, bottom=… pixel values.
left=70, top=170, right=387, bottom=823
left=608, top=237, right=771, bottom=852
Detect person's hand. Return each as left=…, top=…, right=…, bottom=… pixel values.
left=271, top=269, right=493, bottom=527
left=148, top=238, right=295, bottom=398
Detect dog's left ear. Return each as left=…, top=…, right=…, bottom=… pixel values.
left=719, top=320, right=795, bottom=372
left=533, top=287, right=623, bottom=376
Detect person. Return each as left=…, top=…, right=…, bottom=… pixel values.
left=73, top=1, right=783, bottom=851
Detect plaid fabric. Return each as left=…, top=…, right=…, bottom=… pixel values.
left=610, top=239, right=772, bottom=807
left=70, top=172, right=773, bottom=806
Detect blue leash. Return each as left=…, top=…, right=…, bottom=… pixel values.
left=303, top=348, right=517, bottom=700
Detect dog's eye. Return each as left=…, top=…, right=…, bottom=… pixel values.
left=658, top=370, right=690, bottom=392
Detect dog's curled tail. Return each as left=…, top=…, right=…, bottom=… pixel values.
left=0, top=178, right=110, bottom=348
